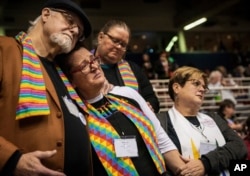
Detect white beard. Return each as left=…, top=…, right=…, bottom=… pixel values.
left=50, top=33, right=73, bottom=53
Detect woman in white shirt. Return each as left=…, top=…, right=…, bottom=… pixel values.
left=162, top=66, right=246, bottom=176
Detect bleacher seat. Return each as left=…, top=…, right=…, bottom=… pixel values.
left=150, top=78, right=250, bottom=120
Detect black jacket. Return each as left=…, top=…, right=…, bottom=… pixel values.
left=157, top=111, right=247, bottom=175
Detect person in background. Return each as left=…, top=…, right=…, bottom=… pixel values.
left=142, top=53, right=155, bottom=79
left=233, top=65, right=246, bottom=77
left=243, top=116, right=250, bottom=160
left=160, top=66, right=247, bottom=176
left=215, top=65, right=237, bottom=87
left=154, top=51, right=171, bottom=79
left=244, top=63, right=250, bottom=77
left=92, top=19, right=160, bottom=113
left=0, top=0, right=93, bottom=175
left=217, top=99, right=243, bottom=132
left=56, top=45, right=188, bottom=176
left=208, top=70, right=237, bottom=104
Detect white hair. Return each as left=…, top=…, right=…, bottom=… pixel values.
left=209, top=70, right=222, bottom=79
left=50, top=33, right=73, bottom=53
left=27, top=16, right=41, bottom=33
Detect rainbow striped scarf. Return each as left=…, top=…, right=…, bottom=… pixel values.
left=15, top=32, right=50, bottom=120
left=118, top=60, right=139, bottom=91
left=83, top=94, right=166, bottom=176
left=15, top=32, right=84, bottom=120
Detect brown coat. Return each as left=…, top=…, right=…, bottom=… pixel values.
left=0, top=36, right=77, bottom=172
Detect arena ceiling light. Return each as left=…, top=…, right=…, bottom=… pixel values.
left=183, top=17, right=207, bottom=30
left=165, top=36, right=178, bottom=52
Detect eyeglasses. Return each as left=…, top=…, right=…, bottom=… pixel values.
left=187, top=79, right=209, bottom=93
left=104, top=33, right=127, bottom=51
left=50, top=8, right=85, bottom=42
left=70, top=55, right=100, bottom=74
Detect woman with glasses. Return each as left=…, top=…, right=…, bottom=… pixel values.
left=92, top=19, right=160, bottom=113
left=56, top=45, right=189, bottom=176
left=158, top=66, right=247, bottom=176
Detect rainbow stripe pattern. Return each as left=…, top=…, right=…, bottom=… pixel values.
left=56, top=67, right=84, bottom=107
left=118, top=60, right=139, bottom=91
left=82, top=94, right=166, bottom=175
left=15, top=32, right=50, bottom=120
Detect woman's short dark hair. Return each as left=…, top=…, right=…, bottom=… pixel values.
left=218, top=99, right=235, bottom=113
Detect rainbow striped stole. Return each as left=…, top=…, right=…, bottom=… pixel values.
left=83, top=102, right=138, bottom=176
left=56, top=66, right=84, bottom=107
left=108, top=95, right=166, bottom=174
left=82, top=94, right=166, bottom=175
left=118, top=60, right=139, bottom=91
left=57, top=72, right=138, bottom=175
left=15, top=32, right=50, bottom=120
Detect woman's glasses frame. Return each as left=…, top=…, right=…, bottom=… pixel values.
left=70, top=55, right=101, bottom=74
left=187, top=79, right=209, bottom=93
left=103, top=33, right=127, bottom=51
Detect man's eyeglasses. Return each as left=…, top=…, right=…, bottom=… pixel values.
left=104, top=33, right=127, bottom=51
left=50, top=8, right=85, bottom=42
left=187, top=79, right=209, bottom=93
left=70, top=55, right=100, bottom=74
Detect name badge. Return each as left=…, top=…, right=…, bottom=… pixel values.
left=62, top=96, right=86, bottom=125
left=114, top=136, right=138, bottom=158
left=200, top=140, right=217, bottom=155
left=62, top=96, right=80, bottom=117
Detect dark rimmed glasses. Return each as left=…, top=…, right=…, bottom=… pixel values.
left=104, top=33, right=127, bottom=51
left=187, top=79, right=209, bottom=93
left=70, top=55, right=101, bottom=74
left=50, top=8, right=85, bottom=42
